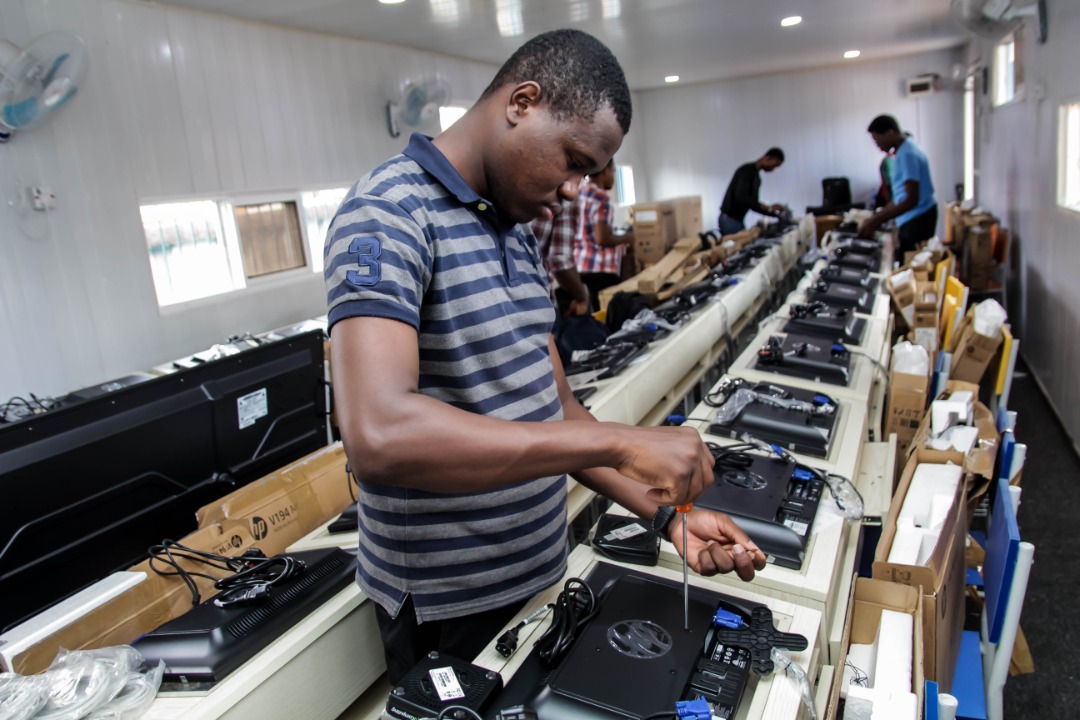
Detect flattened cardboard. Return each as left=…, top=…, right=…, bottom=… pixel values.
left=827, top=577, right=925, bottom=718
left=196, top=443, right=354, bottom=557
left=14, top=521, right=259, bottom=675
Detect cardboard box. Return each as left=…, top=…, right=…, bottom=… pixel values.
left=907, top=380, right=1000, bottom=487
left=886, top=371, right=930, bottom=459
left=669, top=195, right=703, bottom=238
left=631, top=201, right=677, bottom=262
left=873, top=450, right=968, bottom=689
left=815, top=215, right=843, bottom=244
left=887, top=268, right=918, bottom=329
left=13, top=521, right=260, bottom=675
left=946, top=307, right=1004, bottom=384
left=911, top=281, right=939, bottom=329
left=197, top=443, right=355, bottom=557
left=827, top=578, right=925, bottom=719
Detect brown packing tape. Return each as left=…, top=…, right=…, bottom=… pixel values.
left=13, top=521, right=258, bottom=675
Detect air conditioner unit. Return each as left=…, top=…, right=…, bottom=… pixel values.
left=906, top=74, right=941, bottom=97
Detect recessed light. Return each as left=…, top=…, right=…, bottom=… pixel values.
left=781, top=16, right=802, bottom=27
left=665, top=75, right=680, bottom=83
left=379, top=0, right=405, bottom=4
left=844, top=50, right=861, bottom=59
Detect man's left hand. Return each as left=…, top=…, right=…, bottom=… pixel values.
left=669, top=509, right=767, bottom=581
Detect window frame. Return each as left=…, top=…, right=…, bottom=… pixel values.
left=992, top=30, right=1025, bottom=108
left=1059, top=99, right=1080, bottom=216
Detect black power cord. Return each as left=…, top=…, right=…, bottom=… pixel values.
left=146, top=540, right=306, bottom=607
left=534, top=578, right=602, bottom=667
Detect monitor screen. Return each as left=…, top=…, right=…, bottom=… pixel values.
left=0, top=330, right=327, bottom=631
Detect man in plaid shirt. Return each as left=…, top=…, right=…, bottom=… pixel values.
left=574, top=159, right=634, bottom=309
left=531, top=197, right=591, bottom=316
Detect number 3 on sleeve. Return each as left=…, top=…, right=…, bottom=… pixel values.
left=346, top=237, right=383, bottom=287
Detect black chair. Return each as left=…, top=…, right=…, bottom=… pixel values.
left=807, top=176, right=860, bottom=216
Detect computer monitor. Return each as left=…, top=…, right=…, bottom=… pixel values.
left=0, top=331, right=328, bottom=632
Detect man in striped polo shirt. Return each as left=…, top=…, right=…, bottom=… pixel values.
left=325, top=29, right=765, bottom=684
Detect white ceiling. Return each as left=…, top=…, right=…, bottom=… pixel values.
left=153, top=0, right=969, bottom=90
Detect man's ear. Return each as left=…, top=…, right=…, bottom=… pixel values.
left=505, top=81, right=542, bottom=127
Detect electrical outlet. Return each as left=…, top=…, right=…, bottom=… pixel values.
left=31, top=186, right=56, bottom=211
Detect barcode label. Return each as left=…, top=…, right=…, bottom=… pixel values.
left=428, top=667, right=465, bottom=702
left=783, top=518, right=809, bottom=536
left=603, top=523, right=649, bottom=542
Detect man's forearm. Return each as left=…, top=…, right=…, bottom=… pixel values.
left=870, top=197, right=916, bottom=225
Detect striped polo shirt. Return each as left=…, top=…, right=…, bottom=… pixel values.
left=324, top=133, right=568, bottom=622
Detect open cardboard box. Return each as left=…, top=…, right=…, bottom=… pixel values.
left=196, top=443, right=355, bottom=557
left=907, top=380, right=1000, bottom=494
left=14, top=444, right=355, bottom=675
left=946, top=306, right=1004, bottom=384
left=873, top=449, right=968, bottom=690
left=827, top=577, right=925, bottom=719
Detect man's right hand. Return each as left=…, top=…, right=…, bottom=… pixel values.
left=611, top=425, right=715, bottom=506
left=567, top=297, right=591, bottom=316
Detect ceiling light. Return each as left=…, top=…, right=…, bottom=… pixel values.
left=844, top=50, right=861, bottom=59
left=379, top=0, right=406, bottom=4
left=665, top=75, right=680, bottom=83
left=780, top=16, right=802, bottom=27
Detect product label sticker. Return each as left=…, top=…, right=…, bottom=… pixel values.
left=429, top=667, right=465, bottom=702
left=783, top=518, right=809, bottom=536
left=603, top=523, right=649, bottom=542
left=237, top=388, right=268, bottom=429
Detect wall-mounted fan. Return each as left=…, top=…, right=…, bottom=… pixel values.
left=0, top=32, right=88, bottom=143
left=950, top=0, right=1048, bottom=43
left=386, top=78, right=451, bottom=138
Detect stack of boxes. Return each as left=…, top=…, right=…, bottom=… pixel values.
left=629, top=196, right=703, bottom=270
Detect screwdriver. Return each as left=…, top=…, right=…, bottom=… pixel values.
left=676, top=502, right=692, bottom=630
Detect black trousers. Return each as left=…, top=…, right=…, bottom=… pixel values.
left=897, top=205, right=938, bottom=257
left=375, top=594, right=528, bottom=686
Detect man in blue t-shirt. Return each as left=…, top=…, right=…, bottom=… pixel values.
left=858, top=115, right=937, bottom=255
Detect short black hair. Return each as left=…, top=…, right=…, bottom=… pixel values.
left=480, top=29, right=632, bottom=134
left=867, top=114, right=901, bottom=134
left=765, top=147, right=785, bottom=162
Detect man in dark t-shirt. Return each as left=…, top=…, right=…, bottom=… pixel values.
left=718, top=147, right=785, bottom=234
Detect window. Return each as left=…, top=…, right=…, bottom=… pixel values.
left=233, top=201, right=306, bottom=278
left=142, top=187, right=355, bottom=307
left=301, top=188, right=349, bottom=273
left=141, top=200, right=242, bottom=306
left=964, top=75, right=976, bottom=201
left=439, top=105, right=467, bottom=132
left=1060, top=101, right=1080, bottom=213
left=993, top=31, right=1024, bottom=107
left=614, top=164, right=636, bottom=206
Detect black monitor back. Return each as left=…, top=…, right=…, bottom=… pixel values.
left=0, top=331, right=327, bottom=631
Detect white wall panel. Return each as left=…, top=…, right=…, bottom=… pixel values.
left=634, top=49, right=965, bottom=231
left=974, top=4, right=1080, bottom=450
left=0, top=0, right=497, bottom=400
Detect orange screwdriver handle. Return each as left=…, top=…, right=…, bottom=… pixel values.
left=675, top=503, right=692, bottom=513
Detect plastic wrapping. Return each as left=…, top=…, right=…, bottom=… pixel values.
left=824, top=474, right=865, bottom=521
left=34, top=647, right=145, bottom=720
left=891, top=340, right=930, bottom=375
left=770, top=648, right=816, bottom=720
left=607, top=309, right=681, bottom=341
left=713, top=388, right=759, bottom=425
left=973, top=298, right=1007, bottom=337
left=86, top=662, right=165, bottom=720
left=0, top=673, right=49, bottom=720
